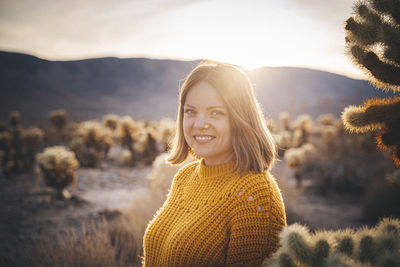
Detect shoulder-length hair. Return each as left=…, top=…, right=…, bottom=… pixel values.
left=168, top=60, right=276, bottom=173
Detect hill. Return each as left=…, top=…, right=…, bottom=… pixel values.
left=0, top=51, right=393, bottom=126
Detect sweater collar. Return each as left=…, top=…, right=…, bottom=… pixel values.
left=198, top=158, right=237, bottom=178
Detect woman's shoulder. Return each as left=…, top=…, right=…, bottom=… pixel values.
left=231, top=170, right=283, bottom=201
left=174, top=159, right=200, bottom=178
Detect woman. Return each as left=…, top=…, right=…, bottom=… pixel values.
left=142, top=61, right=286, bottom=266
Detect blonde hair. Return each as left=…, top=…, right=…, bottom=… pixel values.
left=168, top=60, right=276, bottom=173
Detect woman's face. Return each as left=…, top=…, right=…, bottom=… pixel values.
left=183, top=81, right=235, bottom=166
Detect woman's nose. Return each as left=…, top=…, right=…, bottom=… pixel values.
left=193, top=115, right=208, bottom=129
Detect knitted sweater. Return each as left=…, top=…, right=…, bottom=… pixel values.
left=142, top=159, right=286, bottom=267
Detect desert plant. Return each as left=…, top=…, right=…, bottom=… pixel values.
left=118, top=116, right=140, bottom=166
left=284, top=144, right=315, bottom=187
left=292, top=114, right=314, bottom=148
left=263, top=218, right=400, bottom=267
left=36, top=146, right=79, bottom=199
left=49, top=109, right=68, bottom=131
left=343, top=0, right=400, bottom=166
left=103, top=114, right=120, bottom=131
left=279, top=112, right=291, bottom=132
left=69, top=121, right=113, bottom=167
left=9, top=111, right=21, bottom=129
left=22, top=127, right=44, bottom=167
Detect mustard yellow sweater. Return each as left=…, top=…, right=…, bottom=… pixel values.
left=142, top=159, right=286, bottom=267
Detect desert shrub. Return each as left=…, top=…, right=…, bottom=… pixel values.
left=27, top=222, right=122, bottom=267
left=69, top=121, right=113, bottom=167
left=36, top=146, right=79, bottom=199
left=263, top=218, right=400, bottom=267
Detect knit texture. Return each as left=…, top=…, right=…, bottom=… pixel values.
left=142, top=159, right=286, bottom=267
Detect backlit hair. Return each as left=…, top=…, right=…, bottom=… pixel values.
left=168, top=60, right=276, bottom=173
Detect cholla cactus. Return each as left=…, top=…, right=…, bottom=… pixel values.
left=274, top=131, right=292, bottom=157
left=23, top=127, right=44, bottom=167
left=292, top=114, right=314, bottom=148
left=263, top=218, right=400, bottom=267
left=49, top=109, right=68, bottom=131
left=317, top=114, right=337, bottom=126
left=102, top=114, right=120, bottom=131
left=70, top=121, right=113, bottom=167
left=0, top=121, right=6, bottom=132
left=279, top=112, right=291, bottom=132
left=9, top=111, right=21, bottom=128
left=284, top=144, right=315, bottom=187
left=36, top=146, right=79, bottom=199
left=343, top=0, right=400, bottom=166
left=154, top=117, right=175, bottom=152
left=118, top=116, right=140, bottom=166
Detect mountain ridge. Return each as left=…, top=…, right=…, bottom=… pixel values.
left=0, top=51, right=392, bottom=126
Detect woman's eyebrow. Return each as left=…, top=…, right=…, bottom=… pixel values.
left=184, top=104, right=225, bottom=109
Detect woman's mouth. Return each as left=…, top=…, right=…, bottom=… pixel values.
left=194, top=135, right=215, bottom=143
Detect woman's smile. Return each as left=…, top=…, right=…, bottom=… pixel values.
left=194, top=135, right=215, bottom=143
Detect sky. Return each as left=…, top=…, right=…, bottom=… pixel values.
left=0, top=0, right=366, bottom=79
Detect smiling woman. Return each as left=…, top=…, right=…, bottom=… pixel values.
left=142, top=60, right=286, bottom=267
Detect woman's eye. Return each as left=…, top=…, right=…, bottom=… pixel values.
left=184, top=109, right=195, bottom=115
left=211, top=110, right=224, bottom=116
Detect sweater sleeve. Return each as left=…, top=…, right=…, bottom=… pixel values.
left=225, top=173, right=286, bottom=267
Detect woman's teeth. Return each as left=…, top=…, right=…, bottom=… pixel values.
left=195, top=136, right=213, bottom=141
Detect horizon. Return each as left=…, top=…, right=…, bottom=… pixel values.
left=0, top=48, right=366, bottom=81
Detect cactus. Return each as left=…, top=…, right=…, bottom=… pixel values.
left=279, top=112, right=291, bottom=132
left=69, top=121, right=113, bottom=167
left=343, top=0, right=400, bottom=166
left=49, top=109, right=68, bottom=131
left=9, top=111, right=21, bottom=128
left=263, top=218, right=400, bottom=267
left=292, top=114, right=314, bottom=148
left=36, top=146, right=79, bottom=199
left=22, top=127, right=44, bottom=167
left=118, top=116, right=140, bottom=166
left=103, top=114, right=120, bottom=131
left=284, top=144, right=315, bottom=187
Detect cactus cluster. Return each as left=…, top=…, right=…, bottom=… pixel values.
left=0, top=111, right=44, bottom=177
left=36, top=146, right=79, bottom=199
left=343, top=0, right=400, bottom=166
left=263, top=218, right=400, bottom=267
left=69, top=121, right=113, bottom=167
left=117, top=116, right=163, bottom=166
